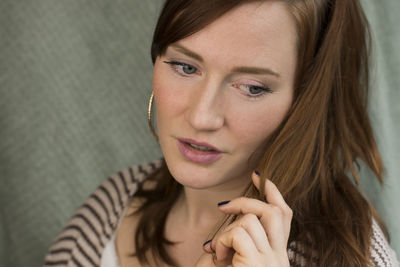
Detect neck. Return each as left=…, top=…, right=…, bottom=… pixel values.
left=171, top=172, right=251, bottom=231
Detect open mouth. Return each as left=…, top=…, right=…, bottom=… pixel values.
left=186, top=142, right=216, bottom=152
left=177, top=139, right=222, bottom=164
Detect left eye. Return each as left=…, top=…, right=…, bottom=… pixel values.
left=248, top=85, right=265, bottom=95
left=181, top=64, right=197, bottom=74
left=237, top=84, right=271, bottom=97
left=163, top=61, right=198, bottom=75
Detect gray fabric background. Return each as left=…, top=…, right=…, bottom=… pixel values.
left=0, top=1, right=398, bottom=266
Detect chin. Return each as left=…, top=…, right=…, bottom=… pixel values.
left=165, top=158, right=223, bottom=189
left=174, top=170, right=215, bottom=189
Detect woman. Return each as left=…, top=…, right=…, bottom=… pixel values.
left=44, top=0, right=399, bottom=266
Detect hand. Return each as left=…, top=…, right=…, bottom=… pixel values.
left=195, top=171, right=293, bottom=267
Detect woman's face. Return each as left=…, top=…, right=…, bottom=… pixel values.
left=152, top=1, right=297, bottom=190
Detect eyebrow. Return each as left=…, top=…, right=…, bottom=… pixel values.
left=170, top=44, right=204, bottom=62
left=231, top=66, right=280, bottom=78
left=169, top=43, right=280, bottom=78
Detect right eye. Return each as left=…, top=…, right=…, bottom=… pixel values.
left=163, top=61, right=199, bottom=76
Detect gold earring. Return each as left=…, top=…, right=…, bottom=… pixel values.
left=147, top=91, right=159, bottom=141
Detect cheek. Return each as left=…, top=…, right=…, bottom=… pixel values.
left=152, top=61, right=181, bottom=117
left=229, top=95, right=292, bottom=150
left=152, top=61, right=190, bottom=139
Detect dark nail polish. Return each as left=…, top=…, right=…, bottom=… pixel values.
left=218, top=200, right=230, bottom=206
left=203, top=239, right=212, bottom=246
left=255, top=170, right=260, bottom=176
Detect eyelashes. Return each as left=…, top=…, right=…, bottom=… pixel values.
left=163, top=61, right=199, bottom=76
left=162, top=60, right=272, bottom=98
left=233, top=84, right=273, bottom=98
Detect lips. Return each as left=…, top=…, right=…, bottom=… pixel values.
left=178, top=138, right=221, bottom=152
left=177, top=138, right=222, bottom=164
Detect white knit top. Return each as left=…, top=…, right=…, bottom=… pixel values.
left=44, top=160, right=399, bottom=267
left=99, top=218, right=399, bottom=267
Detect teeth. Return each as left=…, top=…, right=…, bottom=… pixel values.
left=189, top=143, right=214, bottom=151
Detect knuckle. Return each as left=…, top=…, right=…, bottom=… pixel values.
left=286, top=207, right=293, bottom=218
left=242, top=213, right=258, bottom=224
left=231, top=225, right=246, bottom=236
left=240, top=213, right=258, bottom=226
left=237, top=196, right=248, bottom=203
left=272, top=206, right=284, bottom=216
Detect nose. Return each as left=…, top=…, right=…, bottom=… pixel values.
left=186, top=81, right=225, bottom=131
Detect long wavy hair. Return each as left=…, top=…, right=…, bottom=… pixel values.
left=132, top=0, right=386, bottom=266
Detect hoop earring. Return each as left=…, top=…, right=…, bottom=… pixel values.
left=147, top=91, right=159, bottom=141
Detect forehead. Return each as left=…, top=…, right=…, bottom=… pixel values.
left=173, top=1, right=297, bottom=78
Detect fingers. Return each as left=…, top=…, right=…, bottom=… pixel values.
left=219, top=199, right=291, bottom=250
left=252, top=172, right=293, bottom=241
left=200, top=171, right=293, bottom=266
left=214, top=213, right=270, bottom=253
left=252, top=172, right=291, bottom=213
left=214, top=225, right=258, bottom=265
left=216, top=172, right=292, bottom=251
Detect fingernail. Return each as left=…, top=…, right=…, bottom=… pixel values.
left=255, top=170, right=260, bottom=176
left=203, top=239, right=212, bottom=246
left=217, top=200, right=230, bottom=206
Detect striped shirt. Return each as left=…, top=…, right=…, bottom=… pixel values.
left=44, top=159, right=399, bottom=267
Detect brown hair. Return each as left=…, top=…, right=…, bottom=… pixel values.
left=133, top=0, right=386, bottom=266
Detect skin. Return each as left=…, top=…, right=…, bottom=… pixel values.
left=197, top=172, right=292, bottom=266
left=153, top=1, right=297, bottom=195
left=116, top=1, right=297, bottom=266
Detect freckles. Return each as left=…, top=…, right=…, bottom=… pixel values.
left=229, top=114, right=268, bottom=144
left=156, top=88, right=187, bottom=117
left=153, top=68, right=183, bottom=115
left=243, top=119, right=276, bottom=140
left=230, top=102, right=289, bottom=146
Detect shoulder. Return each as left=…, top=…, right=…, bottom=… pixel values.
left=370, top=219, right=400, bottom=267
left=43, top=159, right=163, bottom=267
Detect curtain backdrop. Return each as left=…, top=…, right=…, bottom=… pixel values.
left=0, top=1, right=399, bottom=266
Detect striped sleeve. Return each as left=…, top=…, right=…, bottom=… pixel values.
left=43, top=159, right=162, bottom=267
left=370, top=219, right=400, bottom=267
